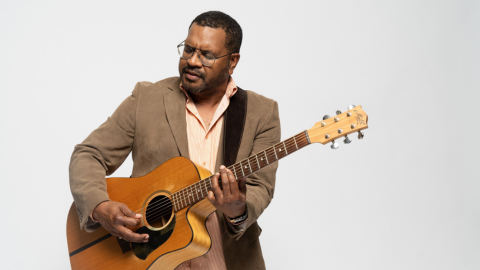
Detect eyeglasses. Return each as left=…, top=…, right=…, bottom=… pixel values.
left=177, top=41, right=235, bottom=67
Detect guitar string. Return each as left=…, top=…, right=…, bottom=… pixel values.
left=140, top=137, right=310, bottom=223
left=136, top=136, right=305, bottom=216
left=134, top=134, right=307, bottom=215
left=132, top=135, right=309, bottom=222
left=135, top=137, right=308, bottom=221
left=134, top=135, right=309, bottom=221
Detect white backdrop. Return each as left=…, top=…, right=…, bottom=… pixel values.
left=1, top=1, right=479, bottom=269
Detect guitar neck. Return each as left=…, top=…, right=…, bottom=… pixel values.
left=171, top=105, right=368, bottom=212
left=223, top=131, right=310, bottom=181
left=171, top=131, right=311, bottom=211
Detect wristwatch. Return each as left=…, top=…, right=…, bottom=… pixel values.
left=226, top=208, right=248, bottom=225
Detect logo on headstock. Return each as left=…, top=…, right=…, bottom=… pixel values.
left=354, top=110, right=366, bottom=126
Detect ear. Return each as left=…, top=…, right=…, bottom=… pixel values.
left=228, top=53, right=240, bottom=75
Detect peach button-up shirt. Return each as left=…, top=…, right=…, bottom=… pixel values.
left=176, top=78, right=238, bottom=270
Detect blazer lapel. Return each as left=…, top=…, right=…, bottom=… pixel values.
left=164, top=84, right=189, bottom=159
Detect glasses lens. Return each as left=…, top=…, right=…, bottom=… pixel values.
left=177, top=44, right=216, bottom=66
left=178, top=44, right=193, bottom=60
left=199, top=52, right=215, bottom=67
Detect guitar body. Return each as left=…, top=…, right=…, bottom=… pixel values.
left=66, top=156, right=216, bottom=270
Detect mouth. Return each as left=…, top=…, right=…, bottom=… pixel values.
left=183, top=68, right=204, bottom=82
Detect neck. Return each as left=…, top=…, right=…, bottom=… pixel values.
left=189, top=88, right=225, bottom=108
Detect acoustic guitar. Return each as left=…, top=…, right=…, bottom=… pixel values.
left=66, top=105, right=369, bottom=269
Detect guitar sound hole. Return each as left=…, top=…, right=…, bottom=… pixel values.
left=145, top=195, right=173, bottom=229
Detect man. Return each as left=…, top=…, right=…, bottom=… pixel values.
left=70, top=11, right=280, bottom=270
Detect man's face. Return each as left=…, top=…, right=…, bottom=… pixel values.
left=179, top=23, right=233, bottom=95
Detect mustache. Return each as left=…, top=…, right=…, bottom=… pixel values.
left=181, top=66, right=205, bottom=79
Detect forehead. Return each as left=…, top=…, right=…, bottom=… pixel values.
left=185, top=23, right=227, bottom=53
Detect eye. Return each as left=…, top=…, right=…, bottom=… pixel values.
left=184, top=46, right=194, bottom=54
left=203, top=52, right=215, bottom=60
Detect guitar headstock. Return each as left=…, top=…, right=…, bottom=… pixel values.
left=306, top=105, right=368, bottom=148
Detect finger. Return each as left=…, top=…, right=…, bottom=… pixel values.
left=211, top=172, right=223, bottom=204
left=118, top=226, right=149, bottom=243
left=119, top=204, right=142, bottom=219
left=227, top=169, right=240, bottom=198
left=207, top=190, right=216, bottom=205
left=116, top=215, right=141, bottom=227
left=220, top=165, right=231, bottom=200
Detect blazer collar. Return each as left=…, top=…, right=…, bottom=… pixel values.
left=164, top=81, right=189, bottom=159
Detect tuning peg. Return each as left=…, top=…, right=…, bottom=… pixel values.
left=348, top=104, right=356, bottom=110
left=343, top=135, right=352, bottom=144
left=357, top=131, right=364, bottom=139
left=323, top=115, right=330, bottom=120
left=336, top=110, right=342, bottom=115
left=331, top=140, right=339, bottom=149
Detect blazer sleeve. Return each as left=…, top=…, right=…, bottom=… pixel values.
left=69, top=82, right=141, bottom=232
left=224, top=100, right=281, bottom=240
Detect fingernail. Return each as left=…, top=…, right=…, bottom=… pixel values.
left=220, top=165, right=225, bottom=169
left=136, top=214, right=142, bottom=218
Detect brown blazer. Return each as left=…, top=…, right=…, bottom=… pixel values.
left=69, top=77, right=281, bottom=270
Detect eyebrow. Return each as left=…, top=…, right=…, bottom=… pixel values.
left=184, top=43, right=216, bottom=56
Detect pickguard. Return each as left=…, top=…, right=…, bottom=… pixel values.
left=131, top=216, right=176, bottom=260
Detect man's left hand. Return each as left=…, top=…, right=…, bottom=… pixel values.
left=207, top=165, right=246, bottom=218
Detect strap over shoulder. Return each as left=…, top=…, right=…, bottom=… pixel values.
left=223, top=87, right=248, bottom=167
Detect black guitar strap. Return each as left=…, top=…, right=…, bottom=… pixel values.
left=223, top=87, right=248, bottom=167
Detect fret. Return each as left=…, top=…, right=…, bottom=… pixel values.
left=255, top=154, right=260, bottom=170
left=206, top=177, right=212, bottom=191
left=184, top=190, right=188, bottom=206
left=172, top=194, right=177, bottom=212
left=239, top=161, right=245, bottom=177
left=249, top=156, right=257, bottom=171
left=179, top=192, right=184, bottom=209
left=194, top=183, right=200, bottom=201
left=283, top=141, right=288, bottom=155
left=264, top=150, right=269, bottom=164
left=293, top=136, right=298, bottom=149
left=186, top=187, right=191, bottom=205
left=232, top=165, right=238, bottom=179
left=196, top=182, right=202, bottom=199
left=178, top=191, right=184, bottom=209
left=176, top=194, right=181, bottom=210
left=190, top=186, right=196, bottom=203
left=176, top=192, right=181, bottom=209
left=246, top=158, right=252, bottom=174
left=202, top=179, right=208, bottom=196
left=175, top=194, right=180, bottom=211
left=273, top=145, right=278, bottom=160
left=183, top=189, right=188, bottom=207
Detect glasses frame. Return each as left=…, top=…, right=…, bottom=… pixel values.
left=177, top=40, right=235, bottom=67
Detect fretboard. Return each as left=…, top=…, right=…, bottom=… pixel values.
left=171, top=131, right=311, bottom=211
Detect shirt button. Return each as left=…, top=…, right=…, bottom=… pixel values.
left=203, top=162, right=206, bottom=166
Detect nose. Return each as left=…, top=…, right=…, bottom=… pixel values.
left=187, top=50, right=203, bottom=68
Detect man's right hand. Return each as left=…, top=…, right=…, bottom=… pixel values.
left=92, top=201, right=149, bottom=243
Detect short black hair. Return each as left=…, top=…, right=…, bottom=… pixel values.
left=190, top=11, right=243, bottom=53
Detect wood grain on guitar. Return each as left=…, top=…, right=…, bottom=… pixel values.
left=66, top=105, right=369, bottom=270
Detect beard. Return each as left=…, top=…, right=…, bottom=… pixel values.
left=180, top=60, right=230, bottom=95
